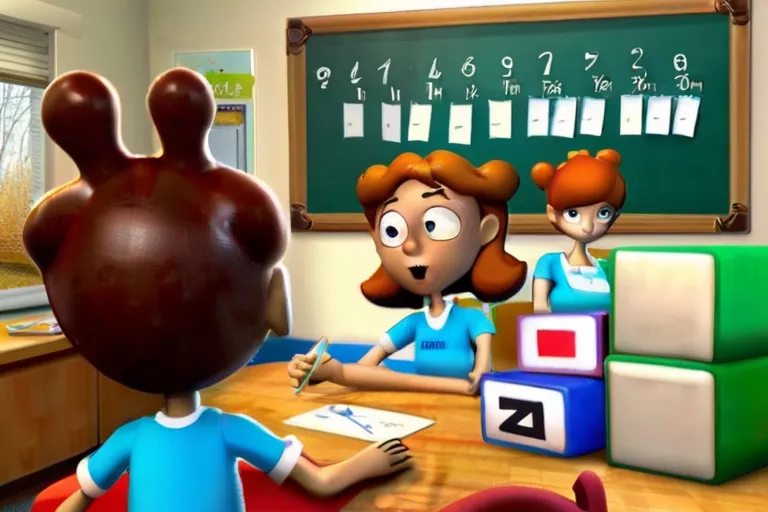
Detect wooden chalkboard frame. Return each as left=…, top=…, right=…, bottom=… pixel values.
left=287, top=0, right=750, bottom=234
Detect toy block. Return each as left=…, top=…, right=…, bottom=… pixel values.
left=606, top=354, right=768, bottom=484
left=517, top=312, right=608, bottom=377
left=480, top=371, right=605, bottom=458
left=610, top=245, right=768, bottom=362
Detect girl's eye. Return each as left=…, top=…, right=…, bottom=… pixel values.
left=564, top=209, right=581, bottom=224
left=422, top=207, right=461, bottom=241
left=597, top=206, right=615, bottom=222
left=378, top=211, right=408, bottom=248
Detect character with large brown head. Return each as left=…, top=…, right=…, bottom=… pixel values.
left=26, top=69, right=411, bottom=512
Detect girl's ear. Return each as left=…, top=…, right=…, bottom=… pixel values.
left=479, top=214, right=500, bottom=245
left=546, top=204, right=558, bottom=224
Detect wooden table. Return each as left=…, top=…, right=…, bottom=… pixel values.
left=203, top=363, right=768, bottom=512
left=0, top=315, right=162, bottom=487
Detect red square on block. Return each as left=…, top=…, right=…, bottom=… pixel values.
left=537, top=329, right=577, bottom=358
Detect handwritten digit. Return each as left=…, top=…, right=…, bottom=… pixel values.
left=631, top=47, right=645, bottom=70
left=501, top=56, right=514, bottom=78
left=377, top=58, right=391, bottom=85
left=350, top=61, right=361, bottom=84
left=538, top=51, right=553, bottom=76
left=316, top=66, right=331, bottom=89
left=461, top=57, right=476, bottom=78
left=584, top=52, right=599, bottom=71
left=673, top=54, right=688, bottom=73
left=428, top=58, right=442, bottom=79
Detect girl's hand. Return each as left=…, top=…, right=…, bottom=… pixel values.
left=287, top=348, right=333, bottom=387
left=467, top=370, right=486, bottom=395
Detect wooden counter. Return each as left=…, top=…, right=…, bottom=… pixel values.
left=0, top=316, right=162, bottom=487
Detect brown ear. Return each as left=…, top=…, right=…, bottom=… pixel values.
left=41, top=71, right=129, bottom=184
left=266, top=266, right=291, bottom=337
left=147, top=68, right=216, bottom=166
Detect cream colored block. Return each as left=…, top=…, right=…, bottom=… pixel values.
left=608, top=361, right=715, bottom=480
left=614, top=251, right=715, bottom=361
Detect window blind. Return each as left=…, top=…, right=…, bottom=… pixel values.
left=0, top=18, right=50, bottom=87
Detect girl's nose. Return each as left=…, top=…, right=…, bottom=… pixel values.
left=402, top=236, right=421, bottom=256
left=581, top=218, right=594, bottom=234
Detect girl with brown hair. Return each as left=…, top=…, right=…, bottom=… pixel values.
left=288, top=150, right=527, bottom=395
left=530, top=149, right=626, bottom=314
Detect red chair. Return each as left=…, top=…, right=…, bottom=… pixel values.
left=32, top=459, right=359, bottom=512
left=439, top=470, right=608, bottom=512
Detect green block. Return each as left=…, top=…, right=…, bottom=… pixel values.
left=606, top=354, right=768, bottom=484
left=608, top=245, right=768, bottom=362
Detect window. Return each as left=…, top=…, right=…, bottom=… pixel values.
left=0, top=17, right=50, bottom=312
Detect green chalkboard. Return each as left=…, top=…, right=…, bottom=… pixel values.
left=287, top=4, right=750, bottom=233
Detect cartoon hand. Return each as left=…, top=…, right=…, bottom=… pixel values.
left=467, top=371, right=484, bottom=395
left=287, top=348, right=333, bottom=387
left=349, top=438, right=413, bottom=480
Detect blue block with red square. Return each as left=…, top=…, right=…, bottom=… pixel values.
left=479, top=370, right=605, bottom=458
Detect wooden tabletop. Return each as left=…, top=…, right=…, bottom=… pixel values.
left=0, top=315, right=70, bottom=366
left=203, top=363, right=768, bottom=512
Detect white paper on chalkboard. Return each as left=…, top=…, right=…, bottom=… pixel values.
left=645, top=96, right=672, bottom=136
left=381, top=103, right=402, bottom=143
left=448, top=104, right=473, bottom=145
left=408, top=103, right=432, bottom=142
left=527, top=98, right=550, bottom=137
left=551, top=98, right=578, bottom=138
left=342, top=103, right=364, bottom=138
left=672, top=96, right=701, bottom=138
left=619, top=95, right=643, bottom=136
left=579, top=97, right=606, bottom=137
left=488, top=100, right=512, bottom=139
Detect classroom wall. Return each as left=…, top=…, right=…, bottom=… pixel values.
left=148, top=0, right=767, bottom=353
left=44, top=0, right=152, bottom=186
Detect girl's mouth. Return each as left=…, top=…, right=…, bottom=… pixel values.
left=409, top=265, right=428, bottom=280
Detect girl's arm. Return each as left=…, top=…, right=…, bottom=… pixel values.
left=532, top=277, right=553, bottom=313
left=56, top=490, right=93, bottom=512
left=357, top=345, right=390, bottom=366
left=471, top=333, right=493, bottom=376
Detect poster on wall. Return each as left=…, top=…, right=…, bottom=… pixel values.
left=173, top=50, right=255, bottom=174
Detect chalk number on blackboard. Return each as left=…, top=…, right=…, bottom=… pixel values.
left=315, top=48, right=703, bottom=99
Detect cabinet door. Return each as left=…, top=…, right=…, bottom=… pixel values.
left=98, top=373, right=163, bottom=442
left=0, top=354, right=98, bottom=486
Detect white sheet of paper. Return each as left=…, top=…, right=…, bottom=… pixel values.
left=284, top=404, right=435, bottom=442
left=551, top=97, right=578, bottom=138
left=527, top=98, right=550, bottom=137
left=407, top=103, right=432, bottom=142
left=381, top=103, right=402, bottom=143
left=448, top=104, right=473, bottom=145
left=619, top=95, right=643, bottom=135
left=488, top=100, right=512, bottom=139
left=579, top=97, right=606, bottom=136
left=645, top=96, right=672, bottom=136
left=342, top=103, right=364, bottom=138
left=672, top=96, right=701, bottom=138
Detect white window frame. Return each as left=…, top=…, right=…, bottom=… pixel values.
left=0, top=2, right=82, bottom=313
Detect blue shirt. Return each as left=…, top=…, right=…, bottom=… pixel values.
left=533, top=252, right=611, bottom=314
left=76, top=407, right=303, bottom=512
left=381, top=303, right=496, bottom=379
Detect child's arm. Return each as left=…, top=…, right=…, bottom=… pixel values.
left=55, top=490, right=93, bottom=512
left=223, top=415, right=413, bottom=497
left=56, top=421, right=137, bottom=512
left=288, top=439, right=412, bottom=497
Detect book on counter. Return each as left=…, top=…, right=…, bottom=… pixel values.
left=5, top=317, right=62, bottom=336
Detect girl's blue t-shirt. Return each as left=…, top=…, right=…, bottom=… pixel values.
left=533, top=252, right=611, bottom=314
left=384, top=303, right=496, bottom=380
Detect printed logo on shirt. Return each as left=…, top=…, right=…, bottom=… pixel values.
left=420, top=340, right=446, bottom=350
